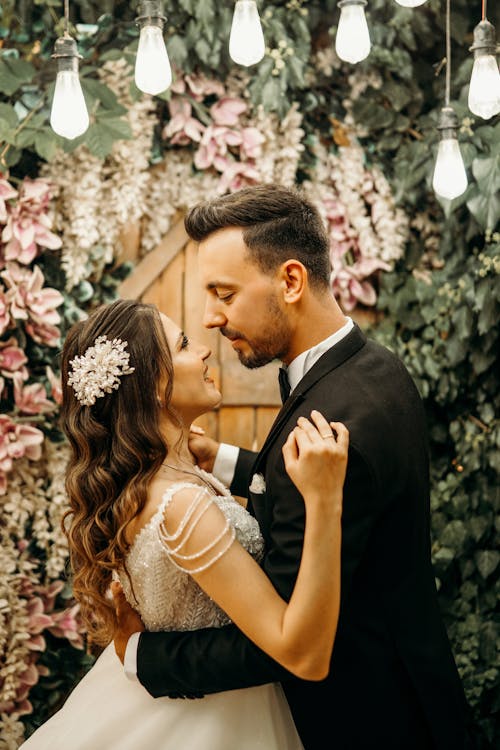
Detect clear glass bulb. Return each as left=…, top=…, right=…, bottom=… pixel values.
left=50, top=70, right=89, bottom=140
left=229, top=0, right=265, bottom=66
left=394, top=0, right=428, bottom=7
left=135, top=24, right=172, bottom=95
left=432, top=138, right=468, bottom=201
left=335, top=4, right=371, bottom=64
left=468, top=55, right=500, bottom=120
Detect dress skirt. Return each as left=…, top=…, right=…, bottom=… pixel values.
left=20, top=644, right=304, bottom=750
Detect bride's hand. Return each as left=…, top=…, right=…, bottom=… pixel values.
left=282, top=411, right=349, bottom=509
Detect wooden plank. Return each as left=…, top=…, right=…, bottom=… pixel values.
left=155, top=249, right=184, bottom=323
left=118, top=216, right=189, bottom=300
left=218, top=406, right=255, bottom=450
left=255, top=406, right=281, bottom=449
left=117, top=221, right=141, bottom=265
left=191, top=410, right=218, bottom=441
left=221, top=353, right=281, bottom=406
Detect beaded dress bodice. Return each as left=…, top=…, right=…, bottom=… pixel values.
left=118, top=469, right=264, bottom=632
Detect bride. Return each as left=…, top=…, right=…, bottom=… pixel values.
left=20, top=298, right=348, bottom=750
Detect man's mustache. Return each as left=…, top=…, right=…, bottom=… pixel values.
left=221, top=327, right=246, bottom=342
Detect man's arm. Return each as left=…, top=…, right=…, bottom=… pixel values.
left=137, top=623, right=294, bottom=698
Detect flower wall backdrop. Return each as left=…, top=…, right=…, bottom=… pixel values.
left=0, top=1, right=498, bottom=747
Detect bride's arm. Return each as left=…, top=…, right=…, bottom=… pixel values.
left=161, top=411, right=347, bottom=681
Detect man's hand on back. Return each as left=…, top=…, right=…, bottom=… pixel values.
left=111, top=581, right=145, bottom=664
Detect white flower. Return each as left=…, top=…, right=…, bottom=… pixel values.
left=249, top=473, right=266, bottom=494
left=67, top=336, right=135, bottom=406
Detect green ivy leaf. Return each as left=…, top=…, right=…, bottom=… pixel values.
left=466, top=154, right=500, bottom=231
left=474, top=550, right=500, bottom=579
left=34, top=130, right=59, bottom=162
left=0, top=57, right=35, bottom=95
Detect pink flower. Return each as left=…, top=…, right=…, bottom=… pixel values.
left=27, top=597, right=54, bottom=635
left=183, top=73, right=225, bottom=101
left=240, top=127, right=265, bottom=160
left=14, top=378, right=56, bottom=415
left=46, top=365, right=63, bottom=405
left=0, top=177, right=18, bottom=223
left=1, top=263, right=64, bottom=346
left=49, top=604, right=85, bottom=649
left=210, top=97, right=247, bottom=126
left=0, top=285, right=13, bottom=335
left=1, top=179, right=61, bottom=265
left=194, top=125, right=243, bottom=170
left=218, top=161, right=261, bottom=194
left=0, top=414, right=44, bottom=492
left=331, top=257, right=390, bottom=310
left=0, top=337, right=28, bottom=380
left=163, top=98, right=205, bottom=145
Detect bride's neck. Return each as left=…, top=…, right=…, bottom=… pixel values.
left=160, top=419, right=194, bottom=468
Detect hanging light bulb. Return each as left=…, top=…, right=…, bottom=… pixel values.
left=468, top=19, right=500, bottom=120
left=432, top=107, right=468, bottom=200
left=335, top=0, right=371, bottom=64
left=135, top=1, right=172, bottom=95
left=50, top=35, right=89, bottom=139
left=229, top=1, right=265, bottom=66
left=394, top=0, right=428, bottom=7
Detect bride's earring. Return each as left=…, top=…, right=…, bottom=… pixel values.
left=157, top=396, right=164, bottom=408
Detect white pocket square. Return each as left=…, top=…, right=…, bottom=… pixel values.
left=249, top=473, right=266, bottom=494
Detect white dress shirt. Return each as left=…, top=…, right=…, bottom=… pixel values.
left=124, top=317, right=354, bottom=679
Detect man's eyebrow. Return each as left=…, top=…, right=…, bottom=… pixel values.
left=206, top=282, right=235, bottom=290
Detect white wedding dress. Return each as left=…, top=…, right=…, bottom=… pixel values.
left=20, top=471, right=303, bottom=750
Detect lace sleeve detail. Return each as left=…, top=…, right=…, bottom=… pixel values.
left=158, top=485, right=236, bottom=574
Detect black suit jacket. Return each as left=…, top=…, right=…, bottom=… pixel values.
left=137, top=325, right=469, bottom=749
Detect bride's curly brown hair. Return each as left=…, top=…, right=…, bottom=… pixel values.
left=61, top=299, right=176, bottom=647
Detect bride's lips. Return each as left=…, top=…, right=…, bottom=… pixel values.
left=203, top=367, right=215, bottom=384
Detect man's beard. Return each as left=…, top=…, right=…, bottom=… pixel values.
left=221, top=295, right=291, bottom=369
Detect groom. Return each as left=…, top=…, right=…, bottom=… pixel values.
left=114, top=184, right=469, bottom=749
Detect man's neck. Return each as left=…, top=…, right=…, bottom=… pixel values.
left=283, top=298, right=348, bottom=365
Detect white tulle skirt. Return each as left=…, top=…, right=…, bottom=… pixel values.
left=20, top=644, right=304, bottom=750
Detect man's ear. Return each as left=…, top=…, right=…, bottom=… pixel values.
left=280, top=260, right=307, bottom=303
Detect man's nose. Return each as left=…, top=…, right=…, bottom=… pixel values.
left=203, top=299, right=226, bottom=329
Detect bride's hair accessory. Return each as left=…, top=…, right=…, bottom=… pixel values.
left=68, top=335, right=135, bottom=406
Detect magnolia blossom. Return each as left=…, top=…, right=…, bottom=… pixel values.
left=218, top=160, right=261, bottom=193
left=0, top=415, right=44, bottom=494
left=162, top=99, right=205, bottom=145
left=1, top=263, right=64, bottom=346
left=49, top=603, right=85, bottom=649
left=239, top=127, right=266, bottom=160
left=331, top=257, right=391, bottom=311
left=14, top=377, right=56, bottom=415
left=46, top=365, right=63, bottom=405
left=171, top=72, right=225, bottom=101
left=194, top=125, right=243, bottom=171
left=210, top=97, right=247, bottom=126
left=0, top=177, right=18, bottom=223
left=0, top=284, right=13, bottom=335
left=1, top=179, right=62, bottom=266
left=0, top=337, right=28, bottom=381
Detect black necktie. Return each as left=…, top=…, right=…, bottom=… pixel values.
left=278, top=367, right=291, bottom=404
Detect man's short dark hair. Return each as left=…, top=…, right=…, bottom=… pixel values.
left=184, top=184, right=331, bottom=288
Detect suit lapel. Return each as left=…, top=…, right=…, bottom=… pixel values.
left=254, top=324, right=367, bottom=468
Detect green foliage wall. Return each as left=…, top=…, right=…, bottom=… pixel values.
left=0, top=0, right=498, bottom=746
